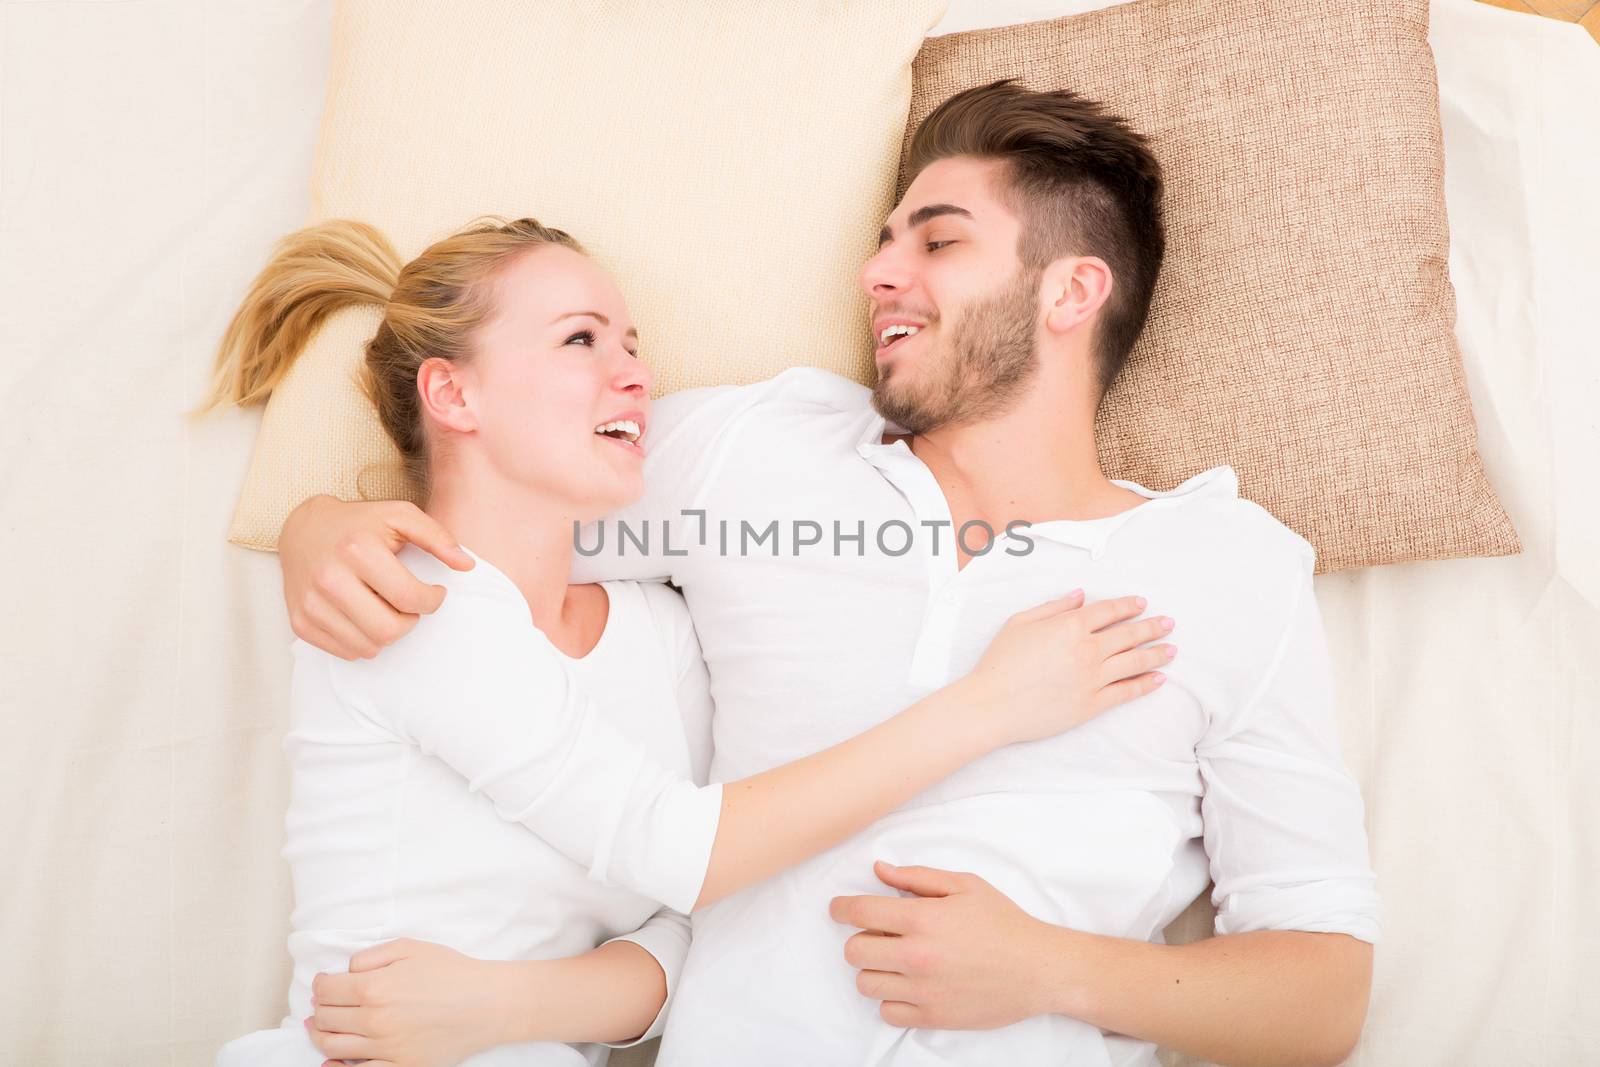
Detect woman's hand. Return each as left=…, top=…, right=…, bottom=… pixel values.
left=967, top=591, right=1174, bottom=746
left=281, top=495, right=475, bottom=660
left=305, top=939, right=516, bottom=1067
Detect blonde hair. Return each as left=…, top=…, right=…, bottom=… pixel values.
left=198, top=216, right=585, bottom=503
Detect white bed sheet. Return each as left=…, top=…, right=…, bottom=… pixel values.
left=0, top=1, right=1593, bottom=1064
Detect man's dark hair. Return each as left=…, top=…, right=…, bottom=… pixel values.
left=905, top=79, right=1165, bottom=401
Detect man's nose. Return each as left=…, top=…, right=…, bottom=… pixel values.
left=859, top=245, right=910, bottom=300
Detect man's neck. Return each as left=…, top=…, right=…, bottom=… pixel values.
left=904, top=388, right=1144, bottom=538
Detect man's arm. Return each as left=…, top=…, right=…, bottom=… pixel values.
left=1041, top=924, right=1371, bottom=1067
left=832, top=864, right=1369, bottom=1067
left=1027, top=555, right=1381, bottom=1065
left=833, top=553, right=1381, bottom=1064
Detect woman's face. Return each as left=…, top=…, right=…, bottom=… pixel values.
left=435, top=244, right=652, bottom=522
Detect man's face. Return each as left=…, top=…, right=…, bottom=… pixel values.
left=860, top=156, right=1041, bottom=435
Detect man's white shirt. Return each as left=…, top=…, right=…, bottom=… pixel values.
left=572, top=367, right=1382, bottom=1067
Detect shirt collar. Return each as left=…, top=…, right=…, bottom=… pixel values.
left=855, top=408, right=908, bottom=452
left=853, top=409, right=1238, bottom=559
left=1025, top=465, right=1239, bottom=558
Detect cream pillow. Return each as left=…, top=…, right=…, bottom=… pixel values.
left=904, top=0, right=1520, bottom=572
left=228, top=0, right=944, bottom=550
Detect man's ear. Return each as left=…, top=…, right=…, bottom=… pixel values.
left=1042, top=256, right=1113, bottom=337
left=418, top=357, right=476, bottom=434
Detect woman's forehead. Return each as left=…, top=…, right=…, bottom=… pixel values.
left=492, top=245, right=630, bottom=326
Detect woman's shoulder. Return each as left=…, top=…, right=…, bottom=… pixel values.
left=606, top=579, right=699, bottom=668
left=324, top=546, right=565, bottom=694
left=394, top=544, right=541, bottom=633
left=398, top=543, right=517, bottom=597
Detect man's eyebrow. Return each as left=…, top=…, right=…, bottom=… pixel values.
left=877, top=203, right=975, bottom=247
left=551, top=310, right=638, bottom=338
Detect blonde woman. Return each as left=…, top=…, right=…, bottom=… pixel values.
left=206, top=218, right=1172, bottom=1067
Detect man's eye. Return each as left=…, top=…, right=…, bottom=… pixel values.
left=565, top=329, right=596, bottom=346
left=926, top=240, right=955, bottom=252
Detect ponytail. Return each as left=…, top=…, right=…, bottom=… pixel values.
left=196, top=220, right=402, bottom=414
left=197, top=215, right=585, bottom=506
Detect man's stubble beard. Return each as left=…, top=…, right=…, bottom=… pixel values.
left=870, top=266, right=1042, bottom=436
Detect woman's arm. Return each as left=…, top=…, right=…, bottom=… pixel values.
left=590, top=905, right=691, bottom=1048
left=307, top=935, right=678, bottom=1066
left=283, top=498, right=1174, bottom=909
left=351, top=575, right=1173, bottom=914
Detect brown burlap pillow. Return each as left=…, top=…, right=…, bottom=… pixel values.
left=903, top=0, right=1519, bottom=573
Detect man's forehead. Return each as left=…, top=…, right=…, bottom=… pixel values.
left=882, top=158, right=1009, bottom=232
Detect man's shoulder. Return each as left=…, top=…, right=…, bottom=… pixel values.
left=1185, top=494, right=1316, bottom=577
left=761, top=365, right=874, bottom=412
left=645, top=368, right=877, bottom=482
left=653, top=366, right=872, bottom=429
left=1120, top=473, right=1316, bottom=633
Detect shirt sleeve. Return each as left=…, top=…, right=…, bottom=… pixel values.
left=598, top=906, right=692, bottom=1047
left=594, top=581, right=718, bottom=1045
left=331, top=582, right=724, bottom=914
left=1194, top=559, right=1384, bottom=945
left=570, top=384, right=740, bottom=585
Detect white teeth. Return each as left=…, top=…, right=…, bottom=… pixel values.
left=878, top=324, right=922, bottom=346
left=594, top=419, right=641, bottom=444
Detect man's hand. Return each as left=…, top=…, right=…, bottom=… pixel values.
left=281, top=495, right=474, bottom=660
left=305, top=938, right=512, bottom=1067
left=829, top=860, right=1072, bottom=1031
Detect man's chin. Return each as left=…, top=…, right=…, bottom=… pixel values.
left=870, top=379, right=936, bottom=435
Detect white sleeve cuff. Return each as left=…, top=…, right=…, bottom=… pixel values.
left=1213, top=877, right=1384, bottom=945
left=599, top=909, right=693, bottom=1048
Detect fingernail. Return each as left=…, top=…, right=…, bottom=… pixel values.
left=1069, top=588, right=1083, bottom=597
left=303, top=1017, right=312, bottom=1030
left=1135, top=596, right=1147, bottom=609
left=1165, top=645, right=1177, bottom=659
left=1160, top=618, right=1174, bottom=631
left=1151, top=672, right=1166, bottom=684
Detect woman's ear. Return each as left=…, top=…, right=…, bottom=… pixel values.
left=418, top=357, right=476, bottom=434
left=1042, top=256, right=1114, bottom=337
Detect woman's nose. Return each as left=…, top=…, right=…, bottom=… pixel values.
left=614, top=351, right=651, bottom=394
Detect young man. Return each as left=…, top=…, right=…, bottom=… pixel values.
left=283, top=81, right=1379, bottom=1065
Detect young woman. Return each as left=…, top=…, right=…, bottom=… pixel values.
left=205, top=217, right=1173, bottom=1067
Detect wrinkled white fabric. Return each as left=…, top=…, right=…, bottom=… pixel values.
left=573, top=367, right=1381, bottom=1066
left=217, top=562, right=719, bottom=1066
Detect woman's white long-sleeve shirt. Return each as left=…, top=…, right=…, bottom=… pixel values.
left=217, top=550, right=722, bottom=1067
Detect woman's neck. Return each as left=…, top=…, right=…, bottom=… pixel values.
left=424, top=475, right=579, bottom=637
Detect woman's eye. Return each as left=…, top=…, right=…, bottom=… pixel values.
left=565, top=329, right=596, bottom=347
left=926, top=240, right=955, bottom=252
